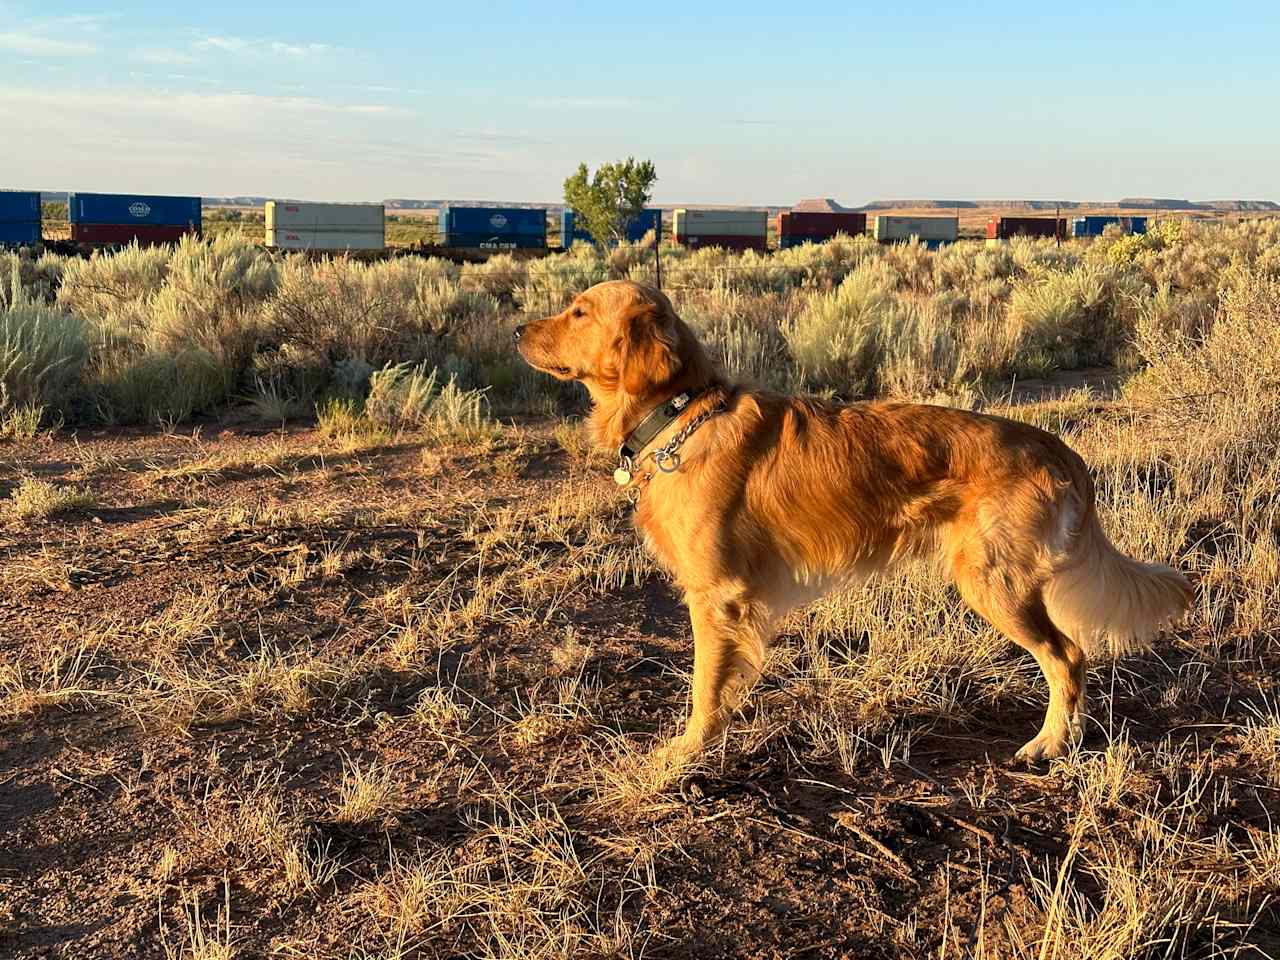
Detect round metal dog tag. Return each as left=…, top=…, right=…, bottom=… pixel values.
left=613, top=468, right=632, bottom=486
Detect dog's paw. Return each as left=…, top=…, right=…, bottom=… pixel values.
left=1014, top=731, right=1071, bottom=764
left=652, top=732, right=701, bottom=767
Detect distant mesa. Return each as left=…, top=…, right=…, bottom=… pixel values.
left=791, top=198, right=858, bottom=213
left=860, top=200, right=980, bottom=210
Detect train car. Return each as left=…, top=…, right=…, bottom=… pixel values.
left=873, top=215, right=958, bottom=250
left=561, top=208, right=661, bottom=247
left=0, top=190, right=41, bottom=248
left=439, top=206, right=546, bottom=250
left=265, top=201, right=384, bottom=251
left=1072, top=215, right=1148, bottom=238
left=986, top=216, right=1067, bottom=241
left=672, top=209, right=768, bottom=251
left=776, top=211, right=866, bottom=248
left=68, top=192, right=201, bottom=246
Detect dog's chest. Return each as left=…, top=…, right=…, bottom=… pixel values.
left=633, top=481, right=718, bottom=580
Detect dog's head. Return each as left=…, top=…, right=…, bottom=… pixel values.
left=515, top=280, right=695, bottom=404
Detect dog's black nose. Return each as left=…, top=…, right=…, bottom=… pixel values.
left=513, top=324, right=526, bottom=343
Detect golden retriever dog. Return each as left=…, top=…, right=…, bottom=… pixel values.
left=515, top=280, right=1191, bottom=762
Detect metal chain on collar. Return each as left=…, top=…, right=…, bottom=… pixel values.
left=616, top=400, right=726, bottom=502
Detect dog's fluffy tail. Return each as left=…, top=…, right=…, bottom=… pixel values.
left=1043, top=510, right=1192, bottom=657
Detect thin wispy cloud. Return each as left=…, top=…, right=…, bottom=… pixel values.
left=0, top=85, right=406, bottom=118
left=0, top=31, right=97, bottom=56
left=270, top=40, right=331, bottom=57
left=197, top=34, right=333, bottom=58
left=526, top=96, right=643, bottom=110
left=196, top=35, right=249, bottom=53
left=133, top=48, right=197, bottom=65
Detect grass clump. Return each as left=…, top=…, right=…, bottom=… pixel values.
left=1, top=296, right=89, bottom=413
left=5, top=477, right=96, bottom=520
left=0, top=400, right=46, bottom=439
left=365, top=363, right=496, bottom=442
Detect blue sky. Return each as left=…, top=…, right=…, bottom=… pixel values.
left=2, top=1, right=1277, bottom=203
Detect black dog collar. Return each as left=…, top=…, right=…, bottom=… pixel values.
left=618, top=391, right=698, bottom=463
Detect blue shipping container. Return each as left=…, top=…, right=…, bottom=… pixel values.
left=0, top=222, right=41, bottom=246
left=69, top=192, right=201, bottom=227
left=0, top=191, right=40, bottom=223
left=442, top=232, right=545, bottom=251
left=1073, top=216, right=1149, bottom=238
left=439, top=206, right=545, bottom=246
left=561, top=209, right=661, bottom=247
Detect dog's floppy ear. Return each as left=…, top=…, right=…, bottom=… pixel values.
left=619, top=301, right=682, bottom=396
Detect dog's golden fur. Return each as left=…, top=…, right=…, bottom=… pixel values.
left=517, top=280, right=1192, bottom=761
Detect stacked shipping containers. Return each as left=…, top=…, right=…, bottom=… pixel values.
left=265, top=201, right=385, bottom=251
left=439, top=207, right=546, bottom=250
left=68, top=192, right=201, bottom=246
left=1072, top=216, right=1148, bottom=238
left=0, top=191, right=41, bottom=247
left=986, top=217, right=1067, bottom=241
left=776, top=211, right=867, bottom=248
left=671, top=209, right=768, bottom=251
left=560, top=209, right=661, bottom=247
left=873, top=216, right=958, bottom=250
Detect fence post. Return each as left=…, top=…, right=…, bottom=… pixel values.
left=654, top=218, right=663, bottom=291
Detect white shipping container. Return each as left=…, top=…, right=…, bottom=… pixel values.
left=674, top=208, right=767, bottom=237
left=873, top=216, right=958, bottom=242
left=267, top=228, right=384, bottom=251
left=265, top=201, right=385, bottom=232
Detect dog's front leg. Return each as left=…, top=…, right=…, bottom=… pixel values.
left=664, top=590, right=770, bottom=757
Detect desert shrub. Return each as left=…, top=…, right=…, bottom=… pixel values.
left=606, top=236, right=659, bottom=277
left=0, top=296, right=89, bottom=412
left=461, top=253, right=526, bottom=301
left=1006, top=260, right=1145, bottom=373
left=783, top=259, right=905, bottom=396
left=268, top=258, right=481, bottom=375
left=57, top=242, right=170, bottom=324
left=1, top=250, right=67, bottom=307
left=143, top=235, right=276, bottom=393
left=1129, top=271, right=1280, bottom=451
left=932, top=242, right=1017, bottom=292
left=880, top=238, right=934, bottom=291
left=662, top=247, right=791, bottom=295
left=876, top=298, right=968, bottom=398
left=679, top=286, right=794, bottom=389
left=404, top=256, right=460, bottom=285
left=1137, top=283, right=1215, bottom=341
left=1008, top=235, right=1081, bottom=276
left=518, top=245, right=608, bottom=312
left=365, top=363, right=494, bottom=441
left=771, top=233, right=881, bottom=289
left=91, top=348, right=229, bottom=425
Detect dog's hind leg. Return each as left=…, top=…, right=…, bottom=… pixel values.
left=665, top=587, right=774, bottom=757
left=950, top=548, right=1088, bottom=762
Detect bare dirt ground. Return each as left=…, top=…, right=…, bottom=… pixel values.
left=2, top=406, right=1279, bottom=959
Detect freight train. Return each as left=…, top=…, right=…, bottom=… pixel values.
left=0, top=187, right=1152, bottom=256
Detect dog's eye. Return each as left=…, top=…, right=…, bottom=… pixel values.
left=571, top=308, right=585, bottom=319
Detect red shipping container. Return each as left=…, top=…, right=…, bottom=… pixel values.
left=676, top=234, right=768, bottom=252
left=987, top=217, right=1066, bottom=240
left=778, top=211, right=867, bottom=237
left=70, top=223, right=199, bottom=246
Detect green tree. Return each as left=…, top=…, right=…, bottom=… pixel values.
left=562, top=158, right=657, bottom=251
